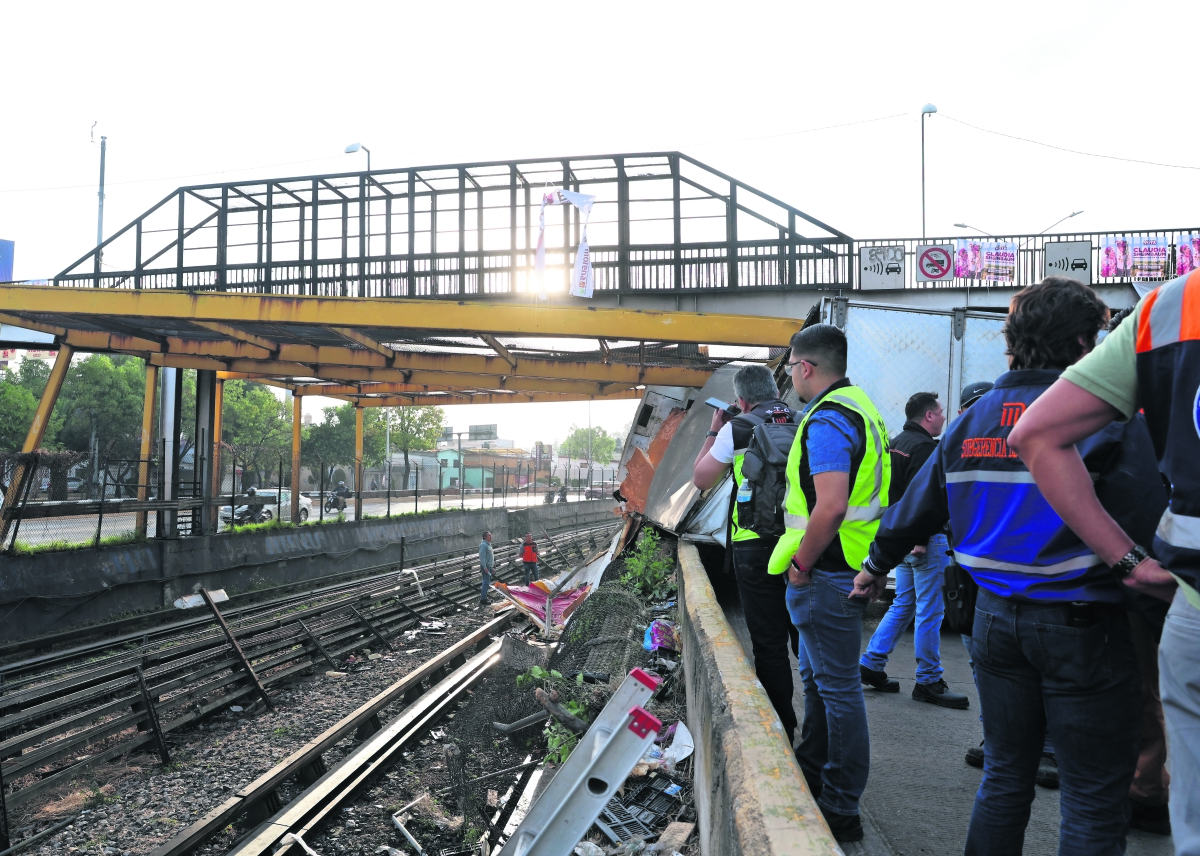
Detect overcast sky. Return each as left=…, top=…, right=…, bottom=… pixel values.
left=2, top=0, right=1196, bottom=449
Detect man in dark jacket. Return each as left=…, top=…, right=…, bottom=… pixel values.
left=851, top=277, right=1167, bottom=855
left=859, top=392, right=968, bottom=709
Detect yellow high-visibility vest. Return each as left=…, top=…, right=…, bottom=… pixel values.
left=768, top=384, right=891, bottom=574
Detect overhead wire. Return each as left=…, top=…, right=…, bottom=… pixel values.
left=939, top=114, right=1200, bottom=171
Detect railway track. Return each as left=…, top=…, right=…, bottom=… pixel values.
left=0, top=522, right=618, bottom=813
left=147, top=611, right=516, bottom=856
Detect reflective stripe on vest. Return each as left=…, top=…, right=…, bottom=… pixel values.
left=768, top=387, right=891, bottom=575
left=1136, top=269, right=1200, bottom=353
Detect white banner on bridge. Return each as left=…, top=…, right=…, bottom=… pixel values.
left=534, top=189, right=597, bottom=298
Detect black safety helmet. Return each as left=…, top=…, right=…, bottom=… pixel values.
left=960, top=380, right=994, bottom=410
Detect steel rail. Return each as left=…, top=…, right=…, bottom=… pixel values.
left=148, top=612, right=513, bottom=856
left=0, top=525, right=614, bottom=811
left=0, top=518, right=611, bottom=676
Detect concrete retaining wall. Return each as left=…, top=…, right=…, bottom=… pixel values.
left=0, top=500, right=616, bottom=644
left=678, top=542, right=837, bottom=856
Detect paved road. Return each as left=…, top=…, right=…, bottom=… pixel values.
left=721, top=594, right=1174, bottom=855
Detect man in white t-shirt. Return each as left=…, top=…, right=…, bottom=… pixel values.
left=693, top=364, right=799, bottom=744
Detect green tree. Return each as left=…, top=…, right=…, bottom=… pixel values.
left=387, top=406, right=444, bottom=489
left=14, top=358, right=52, bottom=401
left=558, top=426, right=617, bottom=465
left=55, top=355, right=147, bottom=494
left=220, top=380, right=292, bottom=489
left=300, top=403, right=386, bottom=487
left=0, top=380, right=38, bottom=453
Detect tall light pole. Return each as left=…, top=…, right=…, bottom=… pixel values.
left=920, top=104, right=937, bottom=239
left=93, top=123, right=108, bottom=263
left=954, top=223, right=993, bottom=237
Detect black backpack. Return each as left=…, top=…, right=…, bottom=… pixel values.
left=735, top=409, right=798, bottom=539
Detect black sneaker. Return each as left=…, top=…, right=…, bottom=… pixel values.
left=965, top=741, right=984, bottom=768
left=860, top=664, right=900, bottom=693
left=1035, top=753, right=1059, bottom=789
left=912, top=679, right=970, bottom=709
left=821, top=808, right=863, bottom=843
left=1129, top=798, right=1171, bottom=835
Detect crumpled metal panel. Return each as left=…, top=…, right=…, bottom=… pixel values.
left=844, top=307, right=953, bottom=436
left=642, top=365, right=739, bottom=532
left=961, top=315, right=1009, bottom=391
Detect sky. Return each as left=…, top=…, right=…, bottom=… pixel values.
left=2, top=0, right=1196, bottom=450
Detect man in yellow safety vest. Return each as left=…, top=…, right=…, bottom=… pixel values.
left=767, top=323, right=891, bottom=844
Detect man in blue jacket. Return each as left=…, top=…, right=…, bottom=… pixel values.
left=851, top=277, right=1167, bottom=856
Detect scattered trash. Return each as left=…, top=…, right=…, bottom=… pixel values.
left=368, top=653, right=383, bottom=661
left=660, top=722, right=694, bottom=772
left=654, top=722, right=678, bottom=745
left=325, top=671, right=347, bottom=679
left=574, top=843, right=605, bottom=856
left=642, top=619, right=679, bottom=653
left=650, top=821, right=694, bottom=852
left=430, top=728, right=448, bottom=740
left=280, top=833, right=320, bottom=856
left=229, top=705, right=244, bottom=713
left=406, top=648, right=421, bottom=654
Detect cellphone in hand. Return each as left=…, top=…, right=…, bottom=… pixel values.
left=705, top=397, right=741, bottom=416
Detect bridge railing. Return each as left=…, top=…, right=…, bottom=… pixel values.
left=50, top=152, right=855, bottom=296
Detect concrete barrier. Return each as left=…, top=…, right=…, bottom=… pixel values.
left=678, top=541, right=838, bottom=856
left=0, top=501, right=616, bottom=644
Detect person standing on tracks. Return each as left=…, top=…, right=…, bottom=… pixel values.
left=520, top=532, right=540, bottom=586
left=1009, top=272, right=1200, bottom=850
left=859, top=391, right=970, bottom=708
left=693, top=363, right=800, bottom=746
left=478, top=531, right=495, bottom=607
left=854, top=277, right=1165, bottom=856
left=765, top=324, right=891, bottom=844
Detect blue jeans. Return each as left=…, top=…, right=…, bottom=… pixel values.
left=480, top=567, right=493, bottom=601
left=962, top=632, right=1054, bottom=755
left=523, top=562, right=538, bottom=586
left=1160, top=588, right=1200, bottom=856
left=861, top=534, right=949, bottom=683
left=786, top=568, right=870, bottom=817
left=965, top=589, right=1139, bottom=856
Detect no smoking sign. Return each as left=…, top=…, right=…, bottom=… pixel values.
left=916, top=244, right=955, bottom=283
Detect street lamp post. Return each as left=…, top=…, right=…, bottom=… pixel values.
left=344, top=142, right=371, bottom=172
left=920, top=104, right=937, bottom=240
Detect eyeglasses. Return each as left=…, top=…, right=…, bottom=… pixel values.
left=787, top=357, right=818, bottom=369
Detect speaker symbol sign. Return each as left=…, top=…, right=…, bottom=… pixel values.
left=916, top=245, right=954, bottom=282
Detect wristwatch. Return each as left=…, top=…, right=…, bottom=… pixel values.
left=1111, top=544, right=1150, bottom=579
left=706, top=431, right=719, bottom=437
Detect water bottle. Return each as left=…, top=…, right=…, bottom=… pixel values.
left=737, top=480, right=753, bottom=522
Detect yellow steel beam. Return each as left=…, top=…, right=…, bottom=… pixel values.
left=479, top=334, right=517, bottom=367
left=345, top=389, right=644, bottom=406
left=136, top=363, right=159, bottom=536
left=329, top=327, right=396, bottom=363
left=191, top=321, right=280, bottom=354
left=166, top=337, right=272, bottom=361
left=63, top=329, right=163, bottom=353
left=305, top=357, right=707, bottom=387
left=291, top=373, right=629, bottom=397
left=0, top=286, right=799, bottom=347
left=0, top=312, right=66, bottom=337
left=146, top=352, right=228, bottom=372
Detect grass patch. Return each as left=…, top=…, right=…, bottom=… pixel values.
left=9, top=531, right=147, bottom=556
left=225, top=517, right=296, bottom=535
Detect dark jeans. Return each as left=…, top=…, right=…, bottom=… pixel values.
left=523, top=562, right=539, bottom=586
left=786, top=568, right=870, bottom=817
left=965, top=589, right=1140, bottom=856
left=732, top=538, right=799, bottom=744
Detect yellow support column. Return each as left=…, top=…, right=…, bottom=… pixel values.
left=291, top=394, right=302, bottom=523
left=0, top=344, right=74, bottom=544
left=354, top=405, right=364, bottom=522
left=135, top=363, right=160, bottom=537
left=210, top=378, right=223, bottom=532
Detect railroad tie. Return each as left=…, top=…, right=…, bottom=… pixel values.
left=297, top=620, right=337, bottom=671
left=350, top=606, right=393, bottom=652
left=202, top=588, right=274, bottom=712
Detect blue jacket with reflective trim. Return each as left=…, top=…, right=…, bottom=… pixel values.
left=865, top=369, right=1166, bottom=603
